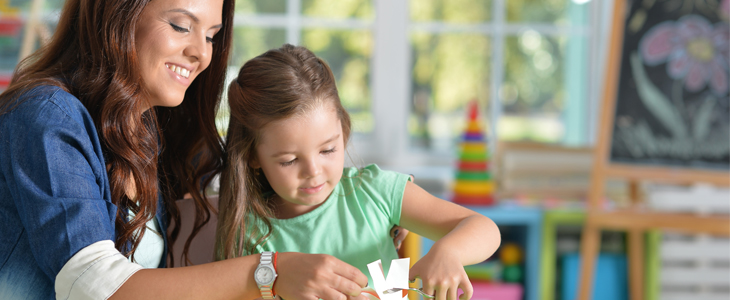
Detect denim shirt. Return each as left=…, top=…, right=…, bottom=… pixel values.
left=0, top=85, right=168, bottom=299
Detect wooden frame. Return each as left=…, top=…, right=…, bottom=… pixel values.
left=576, top=1, right=730, bottom=300
left=540, top=210, right=585, bottom=300
left=541, top=210, right=663, bottom=300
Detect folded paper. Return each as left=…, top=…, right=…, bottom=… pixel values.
left=366, top=258, right=410, bottom=300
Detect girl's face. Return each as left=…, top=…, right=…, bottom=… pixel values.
left=252, top=103, right=346, bottom=218
left=135, top=0, right=223, bottom=108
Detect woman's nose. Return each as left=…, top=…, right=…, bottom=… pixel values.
left=183, top=33, right=211, bottom=68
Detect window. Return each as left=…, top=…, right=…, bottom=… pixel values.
left=407, top=0, right=600, bottom=161
left=225, top=0, right=609, bottom=167
left=409, top=1, right=493, bottom=153
left=9, top=0, right=611, bottom=170
left=220, top=0, right=376, bottom=137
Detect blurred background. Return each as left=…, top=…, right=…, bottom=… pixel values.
left=3, top=1, right=729, bottom=300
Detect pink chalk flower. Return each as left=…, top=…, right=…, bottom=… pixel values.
left=639, top=15, right=729, bottom=95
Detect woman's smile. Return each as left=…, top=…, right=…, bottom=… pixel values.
left=165, top=63, right=193, bottom=87
left=166, top=63, right=192, bottom=79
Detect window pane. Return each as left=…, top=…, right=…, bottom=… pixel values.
left=235, top=0, right=287, bottom=14
left=302, top=0, right=374, bottom=20
left=410, top=33, right=491, bottom=151
left=500, top=34, right=567, bottom=143
left=507, top=0, right=568, bottom=24
left=216, top=27, right=287, bottom=136
left=410, top=0, right=491, bottom=23
left=303, top=29, right=373, bottom=133
left=230, top=27, right=287, bottom=67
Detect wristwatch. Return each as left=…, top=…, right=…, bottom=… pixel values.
left=254, top=251, right=278, bottom=299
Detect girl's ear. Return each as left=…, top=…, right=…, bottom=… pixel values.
left=249, top=158, right=261, bottom=169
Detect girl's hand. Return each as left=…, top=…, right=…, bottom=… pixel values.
left=277, top=252, right=369, bottom=300
left=390, top=225, right=409, bottom=251
left=408, top=248, right=473, bottom=300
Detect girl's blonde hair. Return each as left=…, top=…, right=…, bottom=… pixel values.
left=215, top=44, right=352, bottom=259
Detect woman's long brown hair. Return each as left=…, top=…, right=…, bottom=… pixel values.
left=215, top=44, right=352, bottom=260
left=0, top=0, right=234, bottom=265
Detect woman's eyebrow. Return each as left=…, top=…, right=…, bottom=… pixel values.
left=167, top=9, right=200, bottom=22
left=166, top=8, right=223, bottom=29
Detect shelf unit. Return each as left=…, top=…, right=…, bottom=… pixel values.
left=418, top=204, right=542, bottom=300
left=540, top=209, right=660, bottom=300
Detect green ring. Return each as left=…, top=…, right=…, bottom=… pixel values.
left=459, top=152, right=488, bottom=161
left=456, top=172, right=491, bottom=181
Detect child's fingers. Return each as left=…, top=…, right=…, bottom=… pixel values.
left=330, top=261, right=368, bottom=292
left=407, top=267, right=418, bottom=282
left=421, top=285, right=436, bottom=300
left=389, top=225, right=399, bottom=238
left=435, top=285, right=448, bottom=300
left=332, top=271, right=368, bottom=297
left=389, top=226, right=409, bottom=250
left=458, top=279, right=474, bottom=300
left=349, top=292, right=369, bottom=300
left=319, top=287, right=352, bottom=300
left=395, top=229, right=408, bottom=249
left=447, top=287, right=458, bottom=300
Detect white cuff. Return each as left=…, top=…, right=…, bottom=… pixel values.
left=55, top=240, right=143, bottom=300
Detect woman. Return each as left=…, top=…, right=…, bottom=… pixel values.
left=0, top=0, right=376, bottom=299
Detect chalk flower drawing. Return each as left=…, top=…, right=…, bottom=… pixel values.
left=620, top=51, right=728, bottom=160
left=639, top=14, right=729, bottom=96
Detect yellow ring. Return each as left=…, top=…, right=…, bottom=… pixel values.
left=453, top=181, right=494, bottom=195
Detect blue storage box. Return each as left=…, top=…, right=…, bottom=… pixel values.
left=561, top=253, right=628, bottom=300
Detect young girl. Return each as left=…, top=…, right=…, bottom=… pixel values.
left=216, top=44, right=501, bottom=300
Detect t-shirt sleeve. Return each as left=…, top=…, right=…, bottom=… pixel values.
left=1, top=91, right=117, bottom=282
left=355, top=164, right=412, bottom=226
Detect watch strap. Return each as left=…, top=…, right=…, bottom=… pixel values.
left=259, top=252, right=276, bottom=299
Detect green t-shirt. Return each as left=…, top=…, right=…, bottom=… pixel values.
left=250, top=164, right=411, bottom=286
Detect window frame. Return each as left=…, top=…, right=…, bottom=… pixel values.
left=365, top=0, right=610, bottom=169
left=229, top=0, right=614, bottom=170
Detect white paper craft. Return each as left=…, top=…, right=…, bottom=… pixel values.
left=366, top=258, right=410, bottom=300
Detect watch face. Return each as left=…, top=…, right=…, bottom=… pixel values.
left=255, top=266, right=275, bottom=284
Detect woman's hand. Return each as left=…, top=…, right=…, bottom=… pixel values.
left=408, top=247, right=473, bottom=300
left=276, top=252, right=369, bottom=300
left=390, top=226, right=409, bottom=251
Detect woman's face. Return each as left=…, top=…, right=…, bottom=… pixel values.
left=135, top=0, right=224, bottom=108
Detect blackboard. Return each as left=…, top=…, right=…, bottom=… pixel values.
left=610, top=0, right=730, bottom=171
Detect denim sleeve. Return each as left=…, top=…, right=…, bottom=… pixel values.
left=1, top=90, right=116, bottom=281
